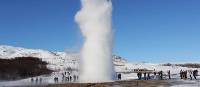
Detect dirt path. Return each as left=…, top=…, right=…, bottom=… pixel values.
left=38, top=80, right=171, bottom=87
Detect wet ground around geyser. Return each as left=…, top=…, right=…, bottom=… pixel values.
left=27, top=80, right=200, bottom=87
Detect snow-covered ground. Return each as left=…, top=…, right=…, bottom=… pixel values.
left=170, top=80, right=200, bottom=87
left=0, top=45, right=200, bottom=87
left=0, top=71, right=79, bottom=87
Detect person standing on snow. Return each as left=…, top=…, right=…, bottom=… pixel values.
left=168, top=70, right=171, bottom=79
left=189, top=70, right=193, bottom=80
left=118, top=73, right=121, bottom=80
left=144, top=72, right=147, bottom=80
left=193, top=70, right=198, bottom=80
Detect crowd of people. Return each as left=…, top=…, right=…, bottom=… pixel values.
left=54, top=71, right=79, bottom=83
left=180, top=69, right=198, bottom=80
left=136, top=72, right=152, bottom=80
left=31, top=77, right=42, bottom=84
left=31, top=69, right=199, bottom=83
left=141, top=71, right=163, bottom=80
left=117, top=69, right=199, bottom=81
left=30, top=71, right=78, bottom=84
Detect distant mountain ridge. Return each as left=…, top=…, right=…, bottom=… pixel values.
left=0, top=45, right=73, bottom=59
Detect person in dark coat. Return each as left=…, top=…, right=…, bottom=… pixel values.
left=137, top=72, right=140, bottom=80
left=168, top=70, right=171, bottom=79
left=54, top=77, right=58, bottom=83
left=144, top=72, right=147, bottom=80
left=35, top=77, right=38, bottom=84
left=159, top=71, right=163, bottom=80
left=139, top=72, right=142, bottom=80
left=69, top=76, right=72, bottom=82
left=180, top=70, right=183, bottom=79
left=189, top=70, right=193, bottom=80
left=147, top=73, right=150, bottom=80
left=182, top=71, right=185, bottom=79
left=185, top=70, right=187, bottom=79
left=118, top=73, right=121, bottom=80
left=193, top=70, right=198, bottom=80
left=182, top=70, right=187, bottom=80
left=154, top=72, right=157, bottom=79
left=31, top=78, right=34, bottom=83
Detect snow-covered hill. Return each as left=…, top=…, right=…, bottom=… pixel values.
left=1, top=45, right=199, bottom=71
left=0, top=45, right=77, bottom=59
left=0, top=45, right=127, bottom=71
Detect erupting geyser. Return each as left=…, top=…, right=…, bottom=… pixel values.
left=75, top=0, right=115, bottom=83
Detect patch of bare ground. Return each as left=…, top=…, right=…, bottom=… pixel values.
left=0, top=57, right=52, bottom=81
left=38, top=80, right=171, bottom=87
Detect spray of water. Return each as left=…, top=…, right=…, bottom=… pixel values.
left=75, top=0, right=115, bottom=83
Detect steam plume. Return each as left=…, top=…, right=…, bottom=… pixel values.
left=75, top=0, right=115, bottom=83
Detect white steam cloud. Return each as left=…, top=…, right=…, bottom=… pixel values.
left=75, top=0, right=115, bottom=83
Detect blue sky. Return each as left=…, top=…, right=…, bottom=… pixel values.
left=0, top=0, right=200, bottom=62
